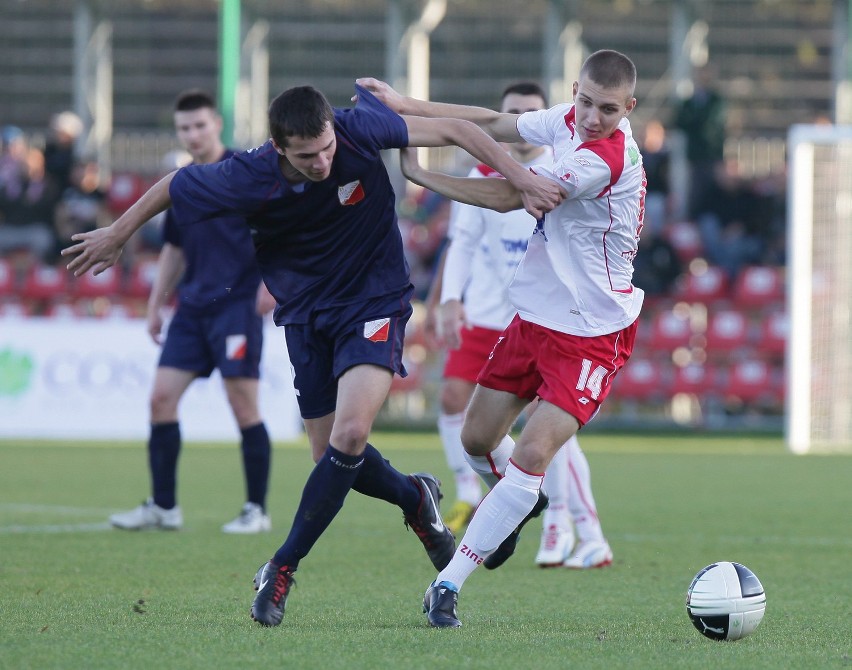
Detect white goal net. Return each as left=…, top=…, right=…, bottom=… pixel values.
left=787, top=124, right=852, bottom=454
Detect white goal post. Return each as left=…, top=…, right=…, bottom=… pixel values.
left=787, top=124, right=852, bottom=454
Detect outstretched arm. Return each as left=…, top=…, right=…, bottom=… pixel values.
left=357, top=77, right=522, bottom=143
left=62, top=172, right=176, bottom=276
left=400, top=147, right=528, bottom=212
left=403, top=115, right=562, bottom=218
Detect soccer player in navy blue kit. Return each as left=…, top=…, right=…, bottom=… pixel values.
left=64, top=84, right=563, bottom=626
left=108, top=90, right=275, bottom=534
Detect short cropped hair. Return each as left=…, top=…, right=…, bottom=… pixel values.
left=174, top=89, right=216, bottom=113
left=580, top=50, right=637, bottom=96
left=501, top=81, right=549, bottom=107
left=268, top=86, right=335, bottom=148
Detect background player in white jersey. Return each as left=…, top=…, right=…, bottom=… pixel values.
left=359, top=49, right=644, bottom=627
left=428, top=81, right=612, bottom=569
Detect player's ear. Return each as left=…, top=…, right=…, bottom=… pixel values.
left=625, top=98, right=637, bottom=116
left=270, top=139, right=286, bottom=156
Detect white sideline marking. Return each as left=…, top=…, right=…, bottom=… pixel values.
left=0, top=503, right=115, bottom=534
left=614, top=532, right=852, bottom=548
left=0, top=503, right=117, bottom=516
left=0, top=522, right=112, bottom=534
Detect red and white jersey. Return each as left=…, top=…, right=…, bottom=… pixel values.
left=512, top=104, right=645, bottom=336
left=441, top=150, right=552, bottom=330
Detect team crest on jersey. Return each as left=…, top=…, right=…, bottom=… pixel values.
left=338, top=180, right=365, bottom=205
left=364, top=318, right=390, bottom=342
left=564, top=109, right=576, bottom=139
left=226, top=334, right=248, bottom=360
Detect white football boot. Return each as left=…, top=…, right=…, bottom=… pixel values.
left=563, top=539, right=613, bottom=569
left=535, top=524, right=575, bottom=567
left=222, top=502, right=271, bottom=534
left=109, top=498, right=183, bottom=530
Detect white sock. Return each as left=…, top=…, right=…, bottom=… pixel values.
left=542, top=443, right=572, bottom=533
left=438, top=412, right=482, bottom=505
left=435, top=460, right=543, bottom=591
left=463, top=434, right=514, bottom=490
left=567, top=436, right=605, bottom=543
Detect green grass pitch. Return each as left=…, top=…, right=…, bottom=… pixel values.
left=1, top=432, right=849, bottom=669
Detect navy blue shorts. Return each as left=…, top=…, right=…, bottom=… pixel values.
left=159, top=300, right=263, bottom=379
left=284, top=287, right=413, bottom=419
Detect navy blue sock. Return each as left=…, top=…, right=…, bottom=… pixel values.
left=272, top=445, right=363, bottom=569
left=149, top=422, right=180, bottom=509
left=240, top=422, right=271, bottom=509
left=350, top=443, right=421, bottom=515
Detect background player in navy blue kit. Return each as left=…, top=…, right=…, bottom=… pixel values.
left=63, top=84, right=563, bottom=627
left=108, top=90, right=275, bottom=535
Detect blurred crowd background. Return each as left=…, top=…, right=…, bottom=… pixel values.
left=1, top=0, right=845, bottom=432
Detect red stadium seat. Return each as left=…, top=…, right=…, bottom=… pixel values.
left=20, top=263, right=69, bottom=301
left=614, top=358, right=670, bottom=400
left=705, top=309, right=751, bottom=355
left=673, top=266, right=729, bottom=305
left=124, top=257, right=159, bottom=298
left=732, top=265, right=784, bottom=310
left=671, top=362, right=719, bottom=397
left=107, top=173, right=151, bottom=216
left=759, top=310, right=787, bottom=358
left=666, top=221, right=703, bottom=262
left=0, top=258, right=16, bottom=296
left=647, top=308, right=693, bottom=351
left=722, top=359, right=781, bottom=405
left=73, top=265, right=123, bottom=298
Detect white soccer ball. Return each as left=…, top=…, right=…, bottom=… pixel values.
left=686, top=561, right=766, bottom=641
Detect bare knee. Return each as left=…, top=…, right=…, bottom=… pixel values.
left=228, top=397, right=260, bottom=428
left=460, top=421, right=498, bottom=457
left=440, top=379, right=473, bottom=415
left=329, top=417, right=372, bottom=455
left=149, top=388, right=179, bottom=423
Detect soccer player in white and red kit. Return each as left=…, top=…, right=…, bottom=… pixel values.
left=359, top=48, right=644, bottom=627
left=430, top=82, right=613, bottom=570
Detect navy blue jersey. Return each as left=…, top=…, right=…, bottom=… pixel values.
left=168, top=86, right=411, bottom=326
left=162, top=149, right=262, bottom=310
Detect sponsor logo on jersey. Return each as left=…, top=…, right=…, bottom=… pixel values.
left=226, top=334, right=247, bottom=360
left=628, top=145, right=640, bottom=166
left=338, top=180, right=365, bottom=205
left=573, top=156, right=591, bottom=167
left=364, top=318, right=390, bottom=342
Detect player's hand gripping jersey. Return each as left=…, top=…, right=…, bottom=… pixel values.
left=511, top=104, right=646, bottom=336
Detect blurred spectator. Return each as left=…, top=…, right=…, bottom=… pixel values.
left=695, top=158, right=763, bottom=279
left=43, top=111, right=84, bottom=194
left=53, top=159, right=110, bottom=257
left=0, top=125, right=28, bottom=194
left=672, top=65, right=727, bottom=220
left=398, top=186, right=450, bottom=300
left=745, top=165, right=787, bottom=267
left=0, top=146, right=58, bottom=261
left=639, top=119, right=671, bottom=235
left=632, top=225, right=683, bottom=297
